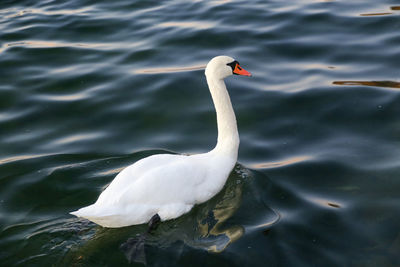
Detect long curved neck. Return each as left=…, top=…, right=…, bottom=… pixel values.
left=206, top=75, right=239, bottom=158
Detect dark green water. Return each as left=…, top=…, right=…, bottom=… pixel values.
left=1, top=0, right=400, bottom=266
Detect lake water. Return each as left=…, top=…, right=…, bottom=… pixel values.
left=1, top=0, right=400, bottom=266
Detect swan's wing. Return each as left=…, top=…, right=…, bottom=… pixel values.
left=71, top=154, right=196, bottom=226
left=109, top=157, right=209, bottom=221
left=117, top=158, right=209, bottom=204
left=95, top=153, right=184, bottom=205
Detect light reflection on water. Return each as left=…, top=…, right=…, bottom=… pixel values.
left=1, top=7, right=92, bottom=19
left=134, top=65, right=206, bottom=74
left=333, top=80, right=400, bottom=89
left=0, top=40, right=130, bottom=53
left=157, top=21, right=216, bottom=30
left=360, top=12, right=393, bottom=16
left=249, top=155, right=314, bottom=169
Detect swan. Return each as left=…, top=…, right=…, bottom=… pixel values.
left=70, top=55, right=251, bottom=228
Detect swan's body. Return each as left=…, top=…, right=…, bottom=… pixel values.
left=70, top=56, right=251, bottom=228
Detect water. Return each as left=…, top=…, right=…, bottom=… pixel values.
left=1, top=0, right=400, bottom=266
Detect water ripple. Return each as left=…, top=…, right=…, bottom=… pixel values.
left=1, top=7, right=93, bottom=19
left=157, top=21, right=216, bottom=30
left=0, top=40, right=115, bottom=53
left=333, top=80, right=400, bottom=89
left=134, top=64, right=206, bottom=74
left=1, top=0, right=400, bottom=266
left=249, top=155, right=314, bottom=169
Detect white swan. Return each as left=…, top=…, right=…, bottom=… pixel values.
left=70, top=56, right=251, bottom=228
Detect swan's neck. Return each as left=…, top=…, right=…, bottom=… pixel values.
left=206, top=75, right=239, bottom=158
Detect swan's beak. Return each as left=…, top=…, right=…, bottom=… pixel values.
left=233, top=64, right=252, bottom=76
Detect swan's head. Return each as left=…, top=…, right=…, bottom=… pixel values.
left=205, top=55, right=251, bottom=79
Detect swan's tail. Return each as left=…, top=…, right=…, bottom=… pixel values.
left=70, top=203, right=161, bottom=228
left=70, top=204, right=97, bottom=218
left=70, top=204, right=133, bottom=228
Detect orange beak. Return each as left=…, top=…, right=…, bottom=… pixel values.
left=233, top=64, right=252, bottom=76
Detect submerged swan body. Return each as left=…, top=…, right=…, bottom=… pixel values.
left=70, top=56, right=251, bottom=228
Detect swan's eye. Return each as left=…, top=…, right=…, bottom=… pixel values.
left=227, top=60, right=240, bottom=72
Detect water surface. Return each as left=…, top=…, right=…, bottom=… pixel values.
left=1, top=0, right=400, bottom=266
